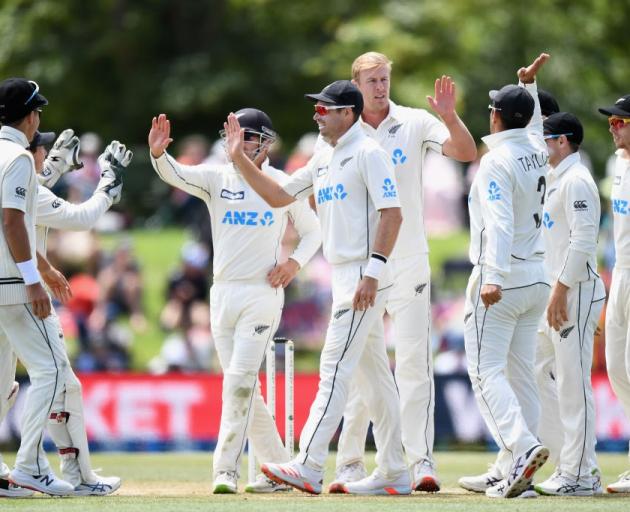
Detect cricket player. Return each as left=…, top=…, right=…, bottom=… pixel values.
left=532, top=113, right=605, bottom=496
left=148, top=108, right=321, bottom=494
left=600, top=93, right=630, bottom=493
left=329, top=52, right=477, bottom=493
left=461, top=54, right=551, bottom=499
left=222, top=80, right=410, bottom=495
left=0, top=129, right=131, bottom=497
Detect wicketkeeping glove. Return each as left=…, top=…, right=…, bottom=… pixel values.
left=96, top=140, right=133, bottom=205
left=39, top=129, right=84, bottom=188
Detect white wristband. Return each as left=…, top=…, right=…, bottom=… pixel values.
left=363, top=254, right=387, bottom=280
left=16, top=258, right=41, bottom=285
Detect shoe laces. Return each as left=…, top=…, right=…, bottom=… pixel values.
left=218, top=470, right=238, bottom=480
left=338, top=461, right=364, bottom=478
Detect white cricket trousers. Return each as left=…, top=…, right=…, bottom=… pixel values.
left=464, top=265, right=549, bottom=477
left=211, top=281, right=289, bottom=476
left=337, top=252, right=434, bottom=468
left=536, top=278, right=605, bottom=479
left=0, top=304, right=69, bottom=476
left=605, top=267, right=630, bottom=459
left=298, top=261, right=407, bottom=478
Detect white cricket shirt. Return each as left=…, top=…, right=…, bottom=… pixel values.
left=283, top=121, right=401, bottom=265
left=542, top=152, right=601, bottom=286
left=468, top=82, right=549, bottom=288
left=151, top=154, right=321, bottom=282
left=359, top=101, right=449, bottom=259
left=611, top=149, right=630, bottom=269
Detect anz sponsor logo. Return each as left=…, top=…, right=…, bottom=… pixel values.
left=543, top=212, right=554, bottom=229
left=613, top=198, right=629, bottom=215
left=391, top=148, right=407, bottom=165
left=382, top=178, right=397, bottom=198
left=487, top=181, right=501, bottom=201
left=220, top=189, right=245, bottom=200
left=318, top=184, right=348, bottom=204
left=221, top=210, right=275, bottom=226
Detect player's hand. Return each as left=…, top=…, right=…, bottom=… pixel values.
left=97, top=141, right=132, bottom=204
left=224, top=113, right=246, bottom=162
left=26, top=282, right=51, bottom=319
left=427, top=75, right=457, bottom=121
left=39, top=129, right=83, bottom=188
left=517, top=53, right=550, bottom=84
left=546, top=281, right=569, bottom=331
left=480, top=284, right=502, bottom=308
left=41, top=266, right=72, bottom=304
left=352, top=277, right=378, bottom=311
left=149, top=114, right=174, bottom=158
left=267, top=259, right=300, bottom=289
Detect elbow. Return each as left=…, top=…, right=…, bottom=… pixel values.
left=462, top=145, right=478, bottom=162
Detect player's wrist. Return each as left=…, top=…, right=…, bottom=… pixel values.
left=363, top=252, right=387, bottom=281
left=17, top=258, right=42, bottom=285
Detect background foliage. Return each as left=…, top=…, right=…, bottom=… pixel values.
left=0, top=0, right=627, bottom=217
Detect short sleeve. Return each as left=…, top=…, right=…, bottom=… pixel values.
left=1, top=155, right=35, bottom=212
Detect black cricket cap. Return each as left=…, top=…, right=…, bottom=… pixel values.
left=0, top=78, right=48, bottom=124
left=538, top=89, right=560, bottom=117
left=234, top=108, right=276, bottom=138
left=543, top=112, right=584, bottom=145
left=28, top=131, right=56, bottom=152
left=305, top=80, right=364, bottom=115
left=598, top=94, right=630, bottom=117
left=489, top=84, right=534, bottom=122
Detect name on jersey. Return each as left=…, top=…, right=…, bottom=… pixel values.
left=517, top=152, right=548, bottom=172
left=613, top=198, right=629, bottom=215
left=220, top=189, right=245, bottom=200
left=317, top=184, right=347, bottom=204
left=221, top=210, right=275, bottom=226
left=382, top=178, right=397, bottom=198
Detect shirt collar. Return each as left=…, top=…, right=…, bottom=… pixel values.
left=359, top=100, right=401, bottom=132
left=481, top=127, right=529, bottom=150
left=549, top=151, right=581, bottom=179
left=0, top=125, right=30, bottom=148
left=334, top=120, right=364, bottom=149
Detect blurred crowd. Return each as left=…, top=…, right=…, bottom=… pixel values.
left=47, top=131, right=617, bottom=375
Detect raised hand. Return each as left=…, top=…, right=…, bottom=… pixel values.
left=427, top=75, right=457, bottom=120
left=518, top=53, right=550, bottom=84
left=148, top=114, right=173, bottom=158
left=223, top=113, right=246, bottom=162
left=40, top=128, right=83, bottom=188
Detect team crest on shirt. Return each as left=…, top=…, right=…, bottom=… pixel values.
left=414, top=283, right=427, bottom=295
left=391, top=148, right=407, bottom=165
left=464, top=312, right=473, bottom=323
left=560, top=326, right=575, bottom=339
left=333, top=308, right=350, bottom=320
left=253, top=324, right=270, bottom=335
left=340, top=157, right=353, bottom=168
left=388, top=123, right=403, bottom=136
left=220, top=189, right=245, bottom=200
left=382, top=178, right=397, bottom=198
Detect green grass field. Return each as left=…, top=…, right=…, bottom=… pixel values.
left=1, top=451, right=629, bottom=511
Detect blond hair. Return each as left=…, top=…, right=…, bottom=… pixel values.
left=351, top=52, right=393, bottom=81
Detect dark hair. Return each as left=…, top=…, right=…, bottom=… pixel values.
left=351, top=107, right=361, bottom=122
left=569, top=141, right=580, bottom=153
left=498, top=111, right=532, bottom=130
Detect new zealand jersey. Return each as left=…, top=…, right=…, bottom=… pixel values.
left=610, top=150, right=630, bottom=269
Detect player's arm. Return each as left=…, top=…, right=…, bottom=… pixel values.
left=547, top=178, right=600, bottom=330
left=148, top=114, right=214, bottom=200
left=518, top=53, right=550, bottom=139
left=36, top=251, right=72, bottom=304
left=353, top=147, right=403, bottom=311
left=478, top=160, right=514, bottom=307
left=268, top=200, right=322, bottom=289
left=426, top=75, right=477, bottom=162
left=1, top=157, right=50, bottom=319
left=224, top=113, right=297, bottom=208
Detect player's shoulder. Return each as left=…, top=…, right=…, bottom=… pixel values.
left=391, top=103, right=436, bottom=127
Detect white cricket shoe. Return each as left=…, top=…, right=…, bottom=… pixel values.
left=213, top=471, right=237, bottom=494
left=0, top=478, right=34, bottom=498
left=502, top=444, right=549, bottom=498
left=261, top=460, right=323, bottom=494
left=72, top=474, right=121, bottom=496
left=244, top=473, right=292, bottom=493
left=412, top=458, right=440, bottom=492
left=9, top=468, right=73, bottom=496
left=458, top=464, right=502, bottom=493
left=342, top=469, right=411, bottom=495
left=534, top=472, right=593, bottom=496
left=328, top=461, right=367, bottom=493
left=486, top=481, right=537, bottom=498
left=591, top=468, right=603, bottom=495
left=607, top=470, right=630, bottom=493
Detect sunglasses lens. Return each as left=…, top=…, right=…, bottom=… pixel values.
left=314, top=105, right=328, bottom=116
left=610, top=118, right=630, bottom=129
